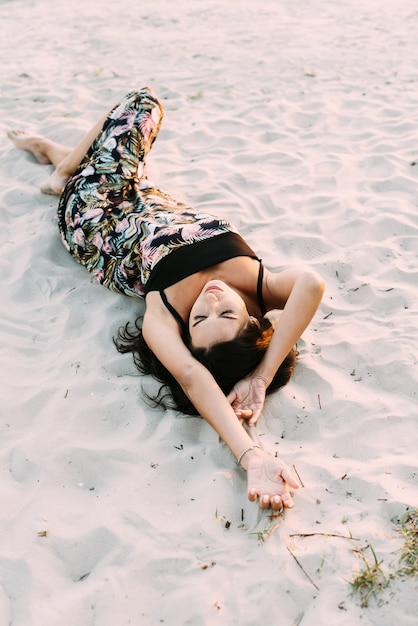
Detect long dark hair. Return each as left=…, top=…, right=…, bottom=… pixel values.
left=114, top=316, right=297, bottom=416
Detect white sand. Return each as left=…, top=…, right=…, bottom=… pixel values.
left=1, top=0, right=417, bottom=624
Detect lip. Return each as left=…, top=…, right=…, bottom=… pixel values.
left=204, top=285, right=223, bottom=294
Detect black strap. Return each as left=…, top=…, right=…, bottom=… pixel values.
left=160, top=290, right=190, bottom=340
left=257, top=261, right=267, bottom=316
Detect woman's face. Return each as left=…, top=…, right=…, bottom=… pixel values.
left=189, top=280, right=250, bottom=348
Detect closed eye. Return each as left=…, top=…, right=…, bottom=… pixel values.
left=220, top=310, right=237, bottom=319
left=192, top=310, right=238, bottom=327
left=192, top=315, right=207, bottom=327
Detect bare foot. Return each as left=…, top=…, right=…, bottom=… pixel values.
left=7, top=129, right=52, bottom=164
left=8, top=129, right=69, bottom=194
left=40, top=171, right=69, bottom=196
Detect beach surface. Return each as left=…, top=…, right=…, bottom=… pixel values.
left=1, top=0, right=417, bottom=624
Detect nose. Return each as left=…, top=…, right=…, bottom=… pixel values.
left=205, top=291, right=220, bottom=310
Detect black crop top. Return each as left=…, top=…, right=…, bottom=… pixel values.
left=144, top=232, right=258, bottom=294
left=145, top=232, right=267, bottom=340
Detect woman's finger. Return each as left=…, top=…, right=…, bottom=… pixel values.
left=280, top=466, right=300, bottom=490
left=226, top=389, right=237, bottom=404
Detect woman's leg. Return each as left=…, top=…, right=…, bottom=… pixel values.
left=43, top=113, right=110, bottom=194
left=7, top=129, right=71, bottom=166
left=9, top=87, right=163, bottom=196
left=55, top=88, right=165, bottom=296
left=8, top=112, right=109, bottom=195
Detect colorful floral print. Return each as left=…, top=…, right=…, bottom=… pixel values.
left=57, top=88, right=237, bottom=298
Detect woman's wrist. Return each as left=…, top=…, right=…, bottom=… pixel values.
left=237, top=445, right=266, bottom=471
left=236, top=444, right=260, bottom=467
left=252, top=373, right=270, bottom=387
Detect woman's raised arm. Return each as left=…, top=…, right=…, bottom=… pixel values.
left=142, top=299, right=299, bottom=509
left=227, top=267, right=325, bottom=424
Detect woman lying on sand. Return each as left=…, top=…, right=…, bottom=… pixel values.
left=8, top=87, right=324, bottom=511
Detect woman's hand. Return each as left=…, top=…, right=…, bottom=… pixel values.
left=226, top=376, right=268, bottom=425
left=244, top=449, right=299, bottom=510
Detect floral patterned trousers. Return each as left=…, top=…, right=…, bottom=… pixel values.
left=57, top=87, right=236, bottom=297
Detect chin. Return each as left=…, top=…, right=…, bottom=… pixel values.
left=205, top=279, right=228, bottom=289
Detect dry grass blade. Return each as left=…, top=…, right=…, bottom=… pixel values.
left=396, top=509, right=418, bottom=577
left=251, top=522, right=280, bottom=544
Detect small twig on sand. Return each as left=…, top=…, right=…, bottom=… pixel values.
left=293, top=464, right=304, bottom=487
left=289, top=532, right=359, bottom=540
left=286, top=546, right=319, bottom=591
